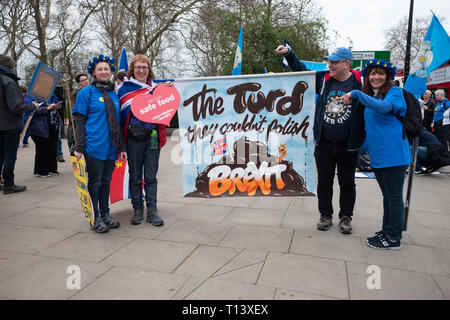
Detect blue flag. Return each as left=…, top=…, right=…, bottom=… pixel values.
left=232, top=26, right=243, bottom=75
left=404, top=15, right=450, bottom=96
left=118, top=48, right=129, bottom=72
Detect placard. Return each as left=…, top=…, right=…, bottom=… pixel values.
left=27, top=61, right=61, bottom=103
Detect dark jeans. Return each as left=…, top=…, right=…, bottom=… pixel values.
left=127, top=135, right=161, bottom=211
left=0, top=128, right=21, bottom=187
left=373, top=165, right=408, bottom=241
left=84, top=154, right=116, bottom=219
left=434, top=120, right=446, bottom=149
left=31, top=127, right=58, bottom=175
left=314, top=140, right=358, bottom=219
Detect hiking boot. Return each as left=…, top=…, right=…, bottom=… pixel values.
left=147, top=210, right=164, bottom=226
left=102, top=214, right=120, bottom=229
left=339, top=216, right=352, bottom=234
left=366, top=232, right=401, bottom=250
left=3, top=185, right=27, bottom=194
left=90, top=217, right=110, bottom=233
left=317, top=216, right=332, bottom=231
left=131, top=207, right=144, bottom=225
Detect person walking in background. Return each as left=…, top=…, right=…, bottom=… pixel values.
left=117, top=54, right=167, bottom=227
left=342, top=59, right=411, bottom=250
left=431, top=89, right=449, bottom=149
left=421, top=90, right=436, bottom=132
left=276, top=45, right=365, bottom=235
left=25, top=93, right=62, bottom=178
left=72, top=54, right=127, bottom=233
left=0, top=54, right=39, bottom=194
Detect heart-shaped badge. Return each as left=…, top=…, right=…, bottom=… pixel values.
left=131, top=84, right=180, bottom=126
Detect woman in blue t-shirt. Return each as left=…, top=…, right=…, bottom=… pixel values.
left=342, top=59, right=412, bottom=250
left=72, top=55, right=127, bottom=233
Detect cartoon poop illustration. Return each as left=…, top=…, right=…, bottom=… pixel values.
left=185, top=137, right=314, bottom=197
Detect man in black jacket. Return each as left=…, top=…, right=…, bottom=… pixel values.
left=0, top=55, right=38, bottom=194
left=276, top=46, right=365, bottom=234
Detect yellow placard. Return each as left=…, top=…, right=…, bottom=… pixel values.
left=71, top=156, right=94, bottom=226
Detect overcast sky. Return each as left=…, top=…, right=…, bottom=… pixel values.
left=315, top=0, right=450, bottom=51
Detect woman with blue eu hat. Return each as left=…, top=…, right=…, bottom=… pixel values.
left=72, top=54, right=127, bottom=233
left=342, top=59, right=411, bottom=250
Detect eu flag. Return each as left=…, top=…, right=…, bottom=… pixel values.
left=232, top=26, right=243, bottom=75
left=404, top=15, right=450, bottom=97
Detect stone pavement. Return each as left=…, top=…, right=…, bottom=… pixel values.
left=1, top=131, right=450, bottom=300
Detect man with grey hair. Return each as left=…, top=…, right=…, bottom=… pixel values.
left=432, top=89, right=449, bottom=148
left=0, top=54, right=39, bottom=194
left=275, top=45, right=365, bottom=235
left=422, top=90, right=436, bottom=132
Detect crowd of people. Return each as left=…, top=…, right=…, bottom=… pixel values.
left=1, top=45, right=449, bottom=250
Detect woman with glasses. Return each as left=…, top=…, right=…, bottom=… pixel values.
left=117, top=54, right=168, bottom=227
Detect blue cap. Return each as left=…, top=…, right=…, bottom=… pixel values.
left=324, top=47, right=353, bottom=62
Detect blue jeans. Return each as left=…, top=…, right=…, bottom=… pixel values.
left=373, top=165, right=408, bottom=241
left=84, top=154, right=115, bottom=219
left=0, top=129, right=21, bottom=186
left=127, top=136, right=160, bottom=210
left=416, top=146, right=427, bottom=170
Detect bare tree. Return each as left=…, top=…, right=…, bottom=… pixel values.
left=0, top=0, right=35, bottom=62
left=27, top=0, right=102, bottom=68
left=118, top=0, right=203, bottom=55
left=383, top=15, right=446, bottom=62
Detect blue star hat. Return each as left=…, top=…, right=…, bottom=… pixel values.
left=361, top=59, right=397, bottom=80
left=87, top=54, right=116, bottom=75
left=324, top=47, right=353, bottom=62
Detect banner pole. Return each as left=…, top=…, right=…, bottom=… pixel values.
left=404, top=136, right=419, bottom=231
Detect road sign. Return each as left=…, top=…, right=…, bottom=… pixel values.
left=352, top=51, right=391, bottom=71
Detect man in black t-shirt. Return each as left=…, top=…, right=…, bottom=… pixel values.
left=276, top=46, right=365, bottom=234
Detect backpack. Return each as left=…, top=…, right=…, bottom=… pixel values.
left=395, top=89, right=423, bottom=141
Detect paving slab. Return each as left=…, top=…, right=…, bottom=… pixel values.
left=174, top=245, right=241, bottom=278
left=0, top=257, right=110, bottom=300
left=290, top=229, right=367, bottom=263
left=257, top=253, right=349, bottom=299
left=274, top=288, right=340, bottom=300
left=0, top=225, right=77, bottom=254
left=171, top=203, right=233, bottom=222
left=222, top=207, right=285, bottom=227
left=71, top=266, right=187, bottom=300
left=363, top=242, right=448, bottom=276
left=156, top=219, right=232, bottom=245
left=184, top=278, right=276, bottom=300
left=0, top=251, right=44, bottom=283
left=433, top=275, right=450, bottom=299
left=347, top=262, right=445, bottom=300
left=219, top=225, right=292, bottom=252
left=102, top=238, right=197, bottom=273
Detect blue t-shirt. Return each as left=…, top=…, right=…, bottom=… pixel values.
left=322, top=77, right=355, bottom=143
left=433, top=98, right=449, bottom=122
left=72, top=85, right=121, bottom=160
left=352, top=87, right=412, bottom=168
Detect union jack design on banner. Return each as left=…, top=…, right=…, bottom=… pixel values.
left=211, top=137, right=228, bottom=156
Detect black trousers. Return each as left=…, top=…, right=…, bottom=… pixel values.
left=314, top=140, right=358, bottom=219
left=31, top=127, right=58, bottom=175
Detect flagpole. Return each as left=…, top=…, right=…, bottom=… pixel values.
left=403, top=0, right=414, bottom=84
left=403, top=0, right=415, bottom=231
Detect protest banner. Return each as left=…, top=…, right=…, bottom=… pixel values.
left=71, top=156, right=94, bottom=226
left=176, top=71, right=317, bottom=198
left=27, top=61, right=61, bottom=103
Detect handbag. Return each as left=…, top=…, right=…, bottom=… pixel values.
left=128, top=124, right=151, bottom=140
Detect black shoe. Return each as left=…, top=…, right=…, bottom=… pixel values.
left=147, top=210, right=164, bottom=226
left=3, top=185, right=27, bottom=194
left=57, top=157, right=65, bottom=162
left=102, top=214, right=120, bottom=228
left=90, top=217, right=110, bottom=233
left=131, top=207, right=144, bottom=225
